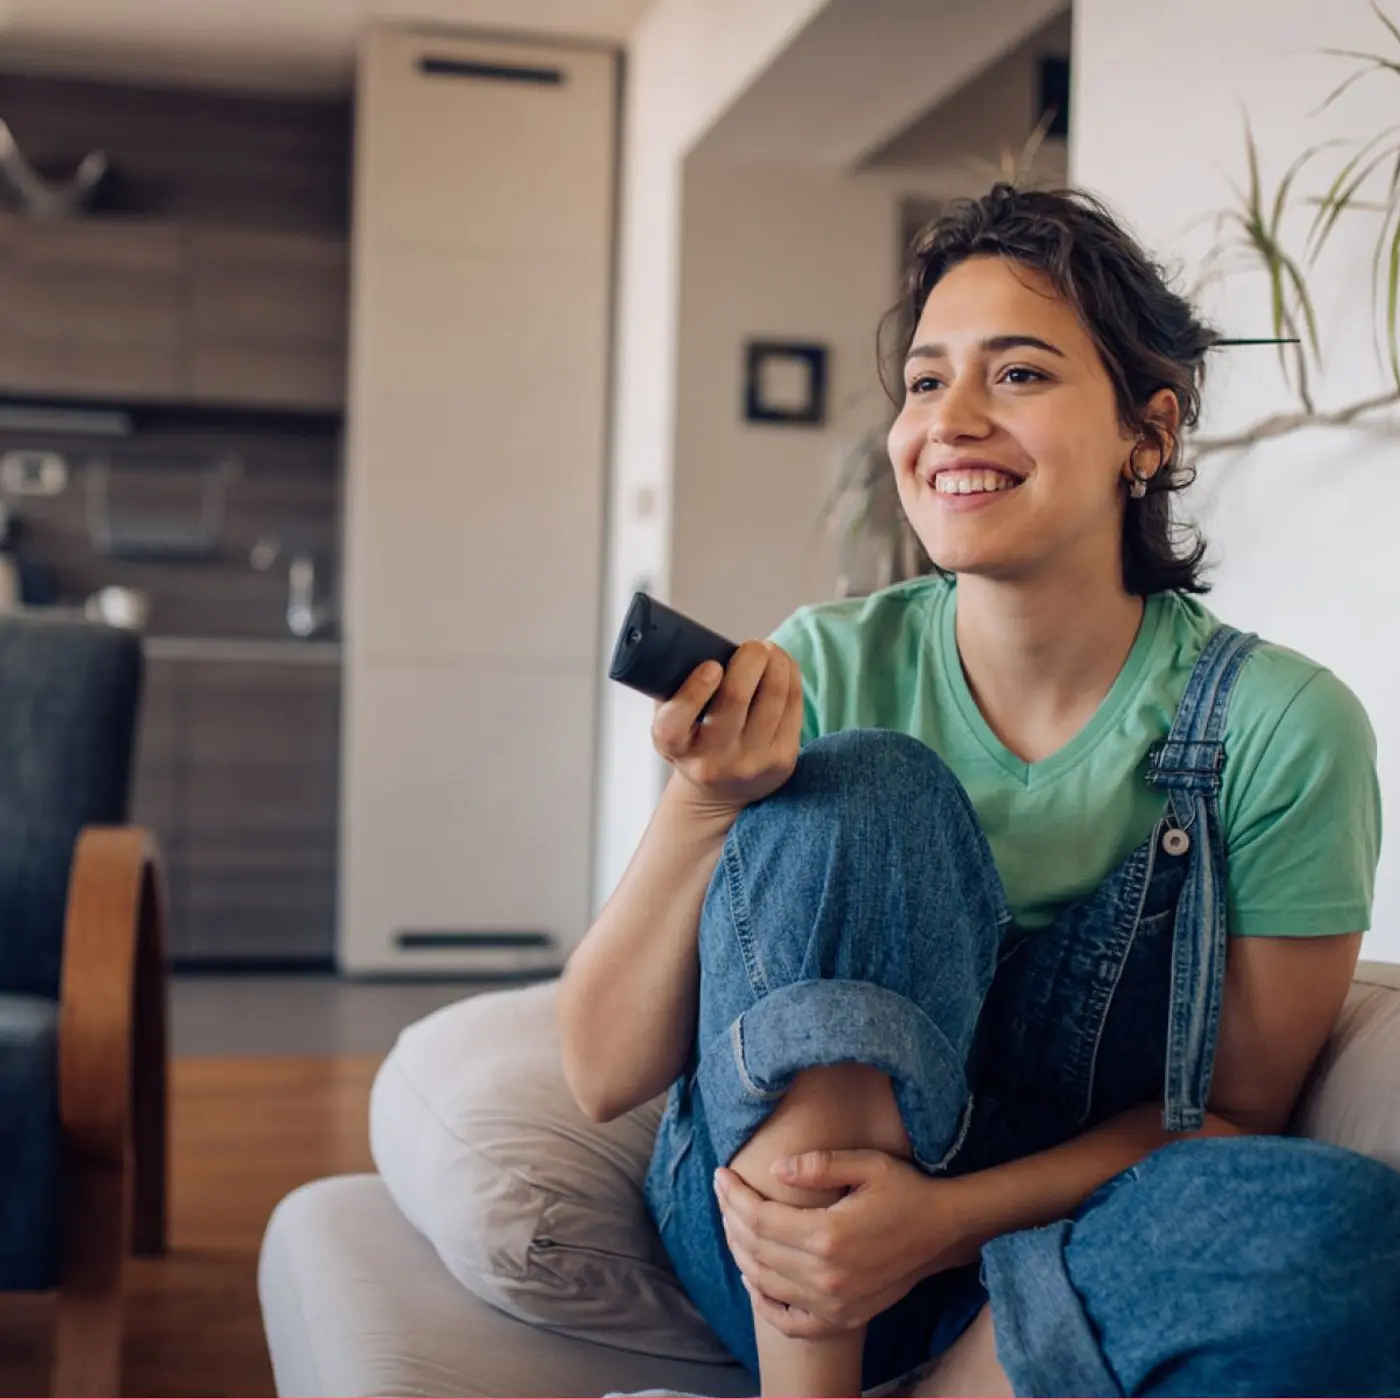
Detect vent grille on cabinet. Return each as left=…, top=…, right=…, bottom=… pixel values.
left=417, top=56, right=566, bottom=87
left=394, top=929, right=554, bottom=951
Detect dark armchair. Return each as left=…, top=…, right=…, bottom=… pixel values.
left=0, top=614, right=168, bottom=1396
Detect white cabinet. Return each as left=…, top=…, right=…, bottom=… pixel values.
left=340, top=664, right=596, bottom=976
left=349, top=246, right=607, bottom=662
left=354, top=31, right=615, bottom=256
left=341, top=28, right=617, bottom=974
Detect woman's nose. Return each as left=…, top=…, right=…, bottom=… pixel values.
left=927, top=380, right=992, bottom=443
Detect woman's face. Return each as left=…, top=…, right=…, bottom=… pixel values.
left=887, top=254, right=1153, bottom=586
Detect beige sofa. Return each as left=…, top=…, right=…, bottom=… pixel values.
left=258, top=963, right=1400, bottom=1398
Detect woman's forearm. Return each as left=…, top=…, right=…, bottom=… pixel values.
left=935, top=1104, right=1245, bottom=1266
left=557, top=771, right=736, bottom=1123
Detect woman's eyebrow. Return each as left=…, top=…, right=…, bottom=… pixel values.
left=905, top=334, right=1067, bottom=362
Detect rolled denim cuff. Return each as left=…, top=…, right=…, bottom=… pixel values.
left=694, top=978, right=971, bottom=1174
left=981, top=1221, right=1122, bottom=1398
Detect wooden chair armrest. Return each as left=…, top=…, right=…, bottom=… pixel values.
left=57, top=826, right=169, bottom=1245
left=52, top=826, right=169, bottom=1394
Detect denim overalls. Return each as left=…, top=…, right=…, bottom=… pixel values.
left=644, top=625, right=1263, bottom=1391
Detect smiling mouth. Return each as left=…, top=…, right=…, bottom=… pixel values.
left=931, top=468, right=1023, bottom=496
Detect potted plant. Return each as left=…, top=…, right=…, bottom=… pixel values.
left=824, top=8, right=1400, bottom=592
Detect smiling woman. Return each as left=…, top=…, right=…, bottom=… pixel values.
left=559, top=183, right=1394, bottom=1400
left=882, top=186, right=1216, bottom=595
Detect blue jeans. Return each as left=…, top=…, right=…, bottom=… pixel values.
left=985, top=1136, right=1400, bottom=1397
left=644, top=730, right=1400, bottom=1396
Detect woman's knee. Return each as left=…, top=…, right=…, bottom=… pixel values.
left=728, top=1062, right=911, bottom=1207
left=773, top=729, right=969, bottom=829
left=700, top=729, right=1005, bottom=992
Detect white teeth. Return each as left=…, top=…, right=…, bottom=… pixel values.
left=933, top=470, right=1019, bottom=495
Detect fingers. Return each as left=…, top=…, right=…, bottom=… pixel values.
left=726, top=1230, right=821, bottom=1315
left=650, top=659, right=724, bottom=757
left=741, top=1278, right=847, bottom=1340
left=777, top=652, right=805, bottom=751
left=714, top=1168, right=827, bottom=1254
left=744, top=644, right=794, bottom=749
left=703, top=640, right=777, bottom=734
left=722, top=1211, right=815, bottom=1291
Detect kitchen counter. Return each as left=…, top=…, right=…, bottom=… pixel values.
left=143, top=635, right=342, bottom=665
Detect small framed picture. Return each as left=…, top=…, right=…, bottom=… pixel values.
left=743, top=340, right=828, bottom=426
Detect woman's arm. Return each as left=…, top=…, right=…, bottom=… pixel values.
left=714, top=931, right=1365, bottom=1338
left=935, top=929, right=1364, bottom=1257
left=558, top=771, right=734, bottom=1122
left=558, top=641, right=804, bottom=1123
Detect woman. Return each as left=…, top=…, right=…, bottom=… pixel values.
left=559, top=185, right=1398, bottom=1398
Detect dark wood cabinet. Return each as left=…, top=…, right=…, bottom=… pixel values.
left=186, top=229, right=348, bottom=410
left=0, top=216, right=348, bottom=411
left=0, top=214, right=184, bottom=399
left=131, top=651, right=341, bottom=965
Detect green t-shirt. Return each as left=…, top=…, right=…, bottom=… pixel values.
left=769, top=576, right=1381, bottom=937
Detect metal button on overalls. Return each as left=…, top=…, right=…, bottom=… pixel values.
left=1162, top=827, right=1191, bottom=857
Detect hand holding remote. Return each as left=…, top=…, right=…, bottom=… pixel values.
left=651, top=639, right=804, bottom=817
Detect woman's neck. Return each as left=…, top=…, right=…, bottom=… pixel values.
left=953, top=562, right=1146, bottom=765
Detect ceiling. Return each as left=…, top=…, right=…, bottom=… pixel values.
left=691, top=0, right=1069, bottom=170
left=0, top=0, right=654, bottom=94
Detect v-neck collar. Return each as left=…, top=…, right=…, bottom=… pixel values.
left=939, top=585, right=1167, bottom=788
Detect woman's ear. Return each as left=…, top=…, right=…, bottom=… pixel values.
left=1144, top=388, right=1182, bottom=466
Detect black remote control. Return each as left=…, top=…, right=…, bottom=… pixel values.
left=608, top=592, right=739, bottom=704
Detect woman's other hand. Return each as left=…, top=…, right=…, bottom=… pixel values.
left=713, top=1152, right=977, bottom=1340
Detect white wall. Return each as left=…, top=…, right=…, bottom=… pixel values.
left=1073, top=0, right=1400, bottom=955
left=695, top=0, right=1068, bottom=171
left=669, top=161, right=941, bottom=641
left=593, top=0, right=833, bottom=918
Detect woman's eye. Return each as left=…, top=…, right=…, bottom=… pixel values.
left=907, top=374, right=941, bottom=394
left=1001, top=365, right=1047, bottom=386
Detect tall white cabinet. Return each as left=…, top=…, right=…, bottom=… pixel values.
left=340, top=29, right=618, bottom=974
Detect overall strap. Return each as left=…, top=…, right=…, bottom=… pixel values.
left=1144, top=624, right=1260, bottom=1132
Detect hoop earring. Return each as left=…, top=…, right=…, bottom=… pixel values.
left=1127, top=439, right=1153, bottom=499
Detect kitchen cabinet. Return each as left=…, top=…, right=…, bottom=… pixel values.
left=0, top=214, right=184, bottom=400
left=186, top=229, right=348, bottom=410
left=0, top=216, right=348, bottom=411
left=131, top=648, right=341, bottom=965
left=342, top=28, right=617, bottom=975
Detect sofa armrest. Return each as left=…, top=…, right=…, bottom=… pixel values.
left=58, top=825, right=169, bottom=1254
left=1292, top=964, right=1400, bottom=1172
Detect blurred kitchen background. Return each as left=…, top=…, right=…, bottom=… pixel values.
left=0, top=1, right=1079, bottom=1054
left=0, top=71, right=361, bottom=1048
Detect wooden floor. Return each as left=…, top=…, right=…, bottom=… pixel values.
left=0, top=1056, right=379, bottom=1398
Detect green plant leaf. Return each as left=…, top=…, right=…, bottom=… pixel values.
left=1305, top=124, right=1400, bottom=259
left=1319, top=63, right=1381, bottom=110
left=1243, top=114, right=1263, bottom=219
left=1386, top=215, right=1400, bottom=385
left=1272, top=146, right=1312, bottom=235
left=1318, top=46, right=1400, bottom=70
left=1372, top=0, right=1400, bottom=50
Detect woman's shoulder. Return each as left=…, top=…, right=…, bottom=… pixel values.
left=1161, top=592, right=1376, bottom=768
left=1162, top=596, right=1382, bottom=938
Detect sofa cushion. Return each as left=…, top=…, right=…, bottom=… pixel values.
left=370, top=979, right=730, bottom=1362
left=371, top=964, right=1400, bottom=1362
left=0, top=994, right=60, bottom=1291
left=260, top=1174, right=753, bottom=1398
left=1292, top=962, right=1400, bottom=1170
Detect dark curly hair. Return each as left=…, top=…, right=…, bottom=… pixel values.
left=885, top=184, right=1220, bottom=595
